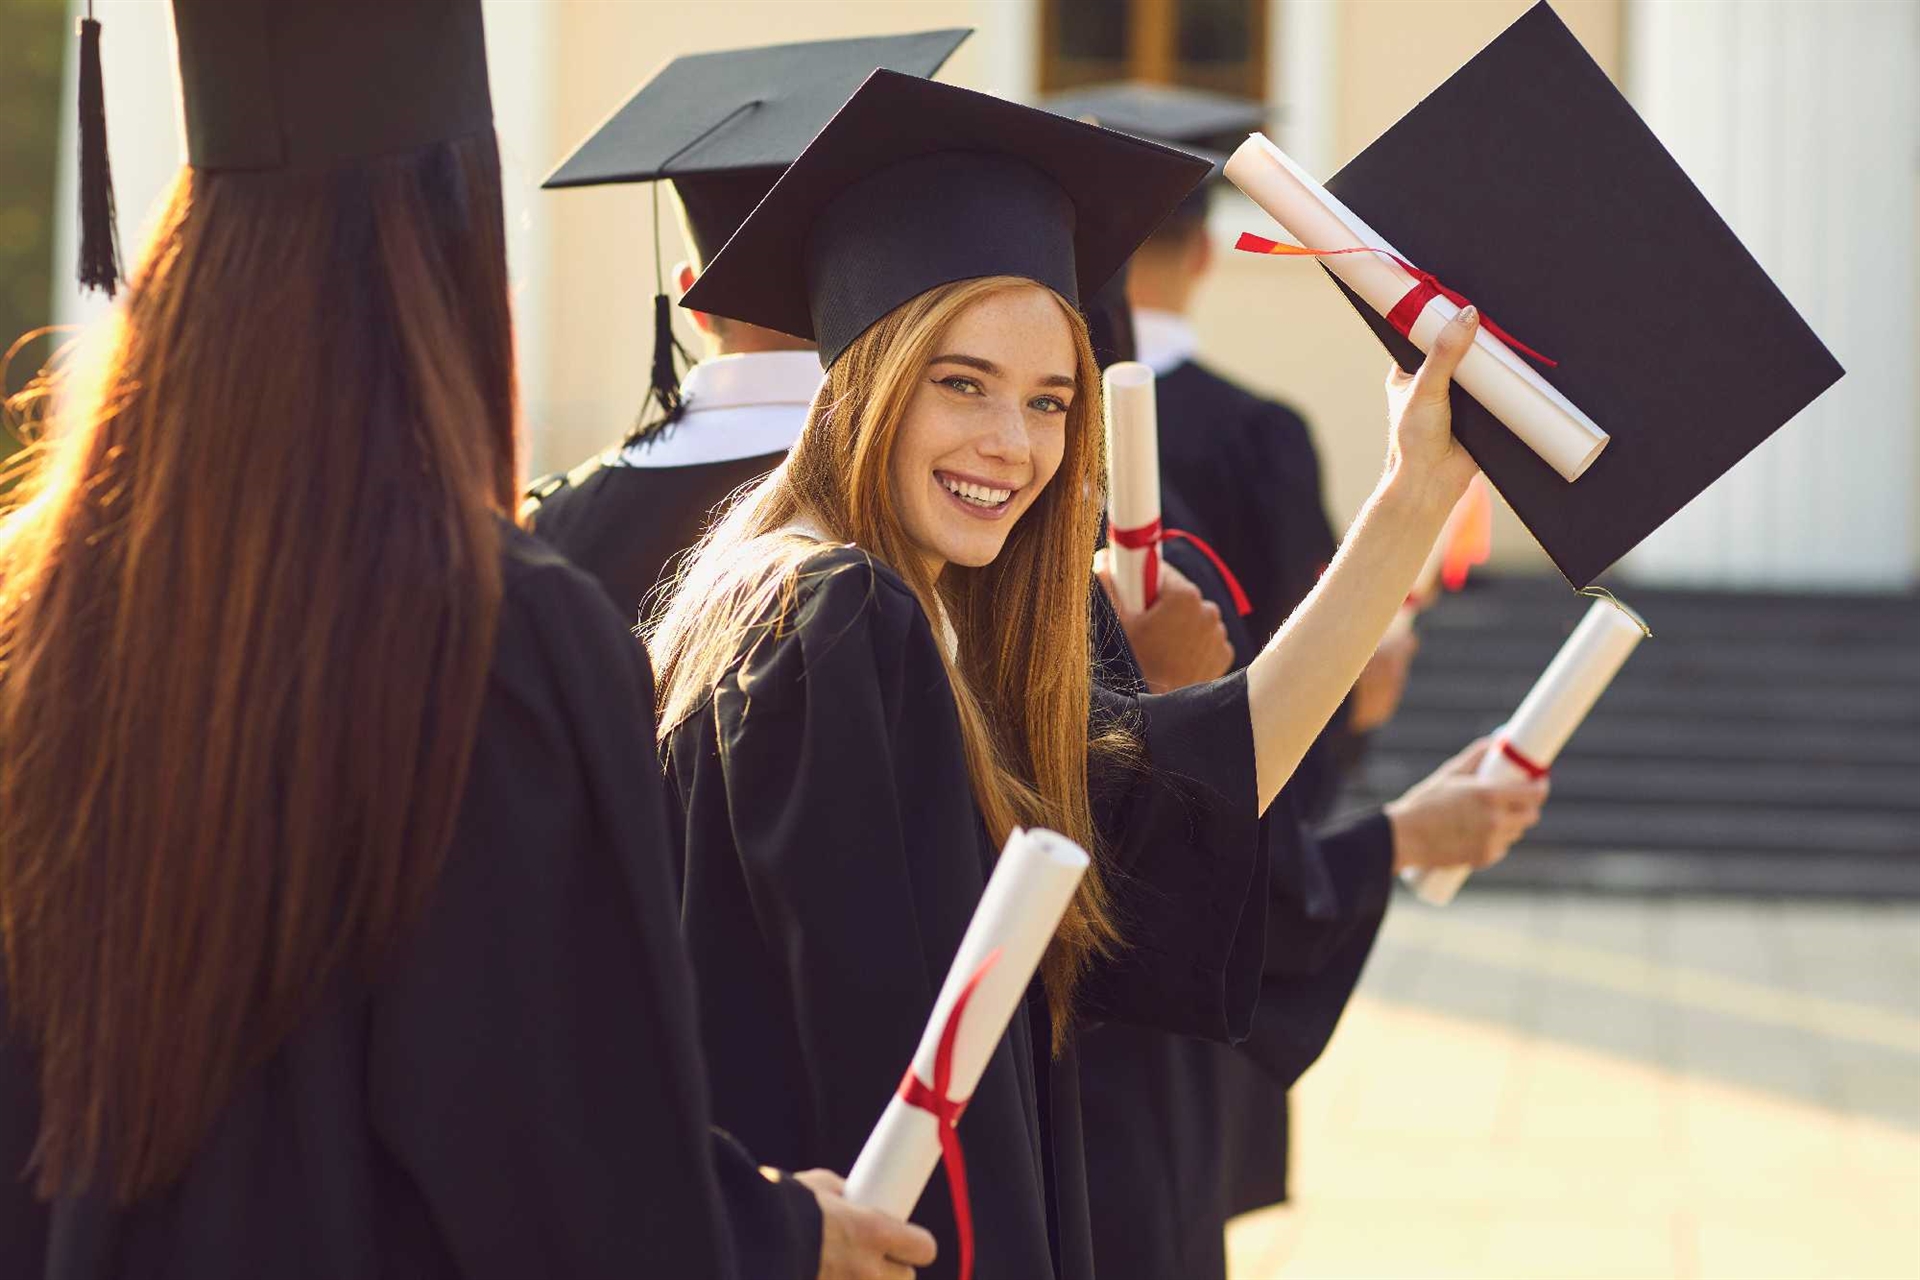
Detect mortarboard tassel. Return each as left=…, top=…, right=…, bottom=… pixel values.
left=76, top=5, right=122, bottom=299
left=643, top=291, right=687, bottom=424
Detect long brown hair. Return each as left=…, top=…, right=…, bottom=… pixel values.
left=651, top=276, right=1126, bottom=1046
left=0, top=134, right=516, bottom=1201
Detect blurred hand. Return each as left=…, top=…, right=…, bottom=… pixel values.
left=795, top=1169, right=938, bottom=1280
left=1383, top=305, right=1482, bottom=514
left=1384, top=738, right=1549, bottom=874
left=1096, top=551, right=1233, bottom=694
left=1349, top=624, right=1419, bottom=733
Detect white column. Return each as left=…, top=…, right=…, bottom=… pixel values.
left=1624, top=0, right=1916, bottom=590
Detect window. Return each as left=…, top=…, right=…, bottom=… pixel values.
left=1040, top=0, right=1268, bottom=99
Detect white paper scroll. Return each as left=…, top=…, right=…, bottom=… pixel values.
left=844, top=827, right=1089, bottom=1219
left=1407, top=596, right=1648, bottom=906
left=1223, top=133, right=1609, bottom=483
left=1103, top=361, right=1161, bottom=614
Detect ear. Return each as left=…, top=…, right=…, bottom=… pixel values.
left=674, top=260, right=717, bottom=337
left=1189, top=225, right=1214, bottom=278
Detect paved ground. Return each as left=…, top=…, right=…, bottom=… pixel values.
left=1226, top=893, right=1920, bottom=1279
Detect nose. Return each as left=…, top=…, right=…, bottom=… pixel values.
left=974, top=402, right=1032, bottom=472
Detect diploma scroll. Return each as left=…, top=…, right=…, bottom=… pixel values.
left=1103, top=361, right=1162, bottom=613
left=1224, top=133, right=1609, bottom=482
left=845, top=827, right=1090, bottom=1263
left=1406, top=596, right=1647, bottom=905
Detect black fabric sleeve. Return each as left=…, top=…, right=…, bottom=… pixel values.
left=710, top=1130, right=823, bottom=1280
left=1082, top=671, right=1274, bottom=1045
left=1237, top=811, right=1394, bottom=1086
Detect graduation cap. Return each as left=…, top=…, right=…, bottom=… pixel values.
left=1296, top=2, right=1841, bottom=587
left=542, top=30, right=970, bottom=426
left=1042, top=81, right=1270, bottom=222
left=77, top=0, right=494, bottom=299
left=683, top=70, right=1212, bottom=367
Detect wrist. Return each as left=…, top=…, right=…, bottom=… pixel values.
left=1384, top=796, right=1418, bottom=873
left=1376, top=460, right=1463, bottom=528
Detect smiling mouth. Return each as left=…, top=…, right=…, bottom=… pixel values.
left=937, top=471, right=1014, bottom=513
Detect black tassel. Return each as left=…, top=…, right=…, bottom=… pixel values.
left=76, top=13, right=122, bottom=299
left=628, top=292, right=690, bottom=446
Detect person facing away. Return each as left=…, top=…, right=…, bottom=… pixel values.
left=0, top=4, right=930, bottom=1278
left=648, top=70, right=1490, bottom=1280
left=522, top=31, right=972, bottom=625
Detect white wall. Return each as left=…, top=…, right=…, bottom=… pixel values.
left=1625, top=0, right=1917, bottom=589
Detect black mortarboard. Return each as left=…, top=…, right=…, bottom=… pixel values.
left=683, top=70, right=1211, bottom=367
left=1312, top=2, right=1841, bottom=587
left=542, top=32, right=969, bottom=431
left=1041, top=81, right=1269, bottom=163
left=77, top=0, right=494, bottom=298
left=542, top=30, right=972, bottom=261
left=170, top=0, right=493, bottom=171
left=1043, top=81, right=1271, bottom=222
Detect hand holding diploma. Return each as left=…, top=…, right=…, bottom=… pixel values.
left=1224, top=133, right=1609, bottom=483
left=1405, top=595, right=1649, bottom=905
left=844, top=828, right=1090, bottom=1280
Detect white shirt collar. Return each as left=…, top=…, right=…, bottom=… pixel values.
left=679, top=349, right=823, bottom=412
left=619, top=350, right=823, bottom=469
left=1131, top=307, right=1199, bottom=377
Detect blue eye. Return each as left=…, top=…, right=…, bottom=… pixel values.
left=1030, top=396, right=1069, bottom=414
left=936, top=375, right=983, bottom=395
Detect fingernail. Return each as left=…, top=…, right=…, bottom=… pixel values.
left=1458, top=305, right=1478, bottom=325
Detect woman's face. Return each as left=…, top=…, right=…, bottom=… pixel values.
left=890, top=285, right=1078, bottom=576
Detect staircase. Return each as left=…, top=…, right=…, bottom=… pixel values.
left=1343, top=575, right=1920, bottom=898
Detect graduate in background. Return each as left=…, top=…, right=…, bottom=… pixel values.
left=1076, top=249, right=1544, bottom=1280
left=0, top=6, right=929, bottom=1278
left=523, top=31, right=970, bottom=622
left=650, top=71, right=1491, bottom=1280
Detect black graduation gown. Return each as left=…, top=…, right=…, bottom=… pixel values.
left=523, top=448, right=786, bottom=623
left=666, top=545, right=1299, bottom=1280
left=0, top=527, right=816, bottom=1280
left=1080, top=564, right=1390, bottom=1277
left=1080, top=452, right=1393, bottom=1280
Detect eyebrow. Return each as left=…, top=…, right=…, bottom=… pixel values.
left=929, top=352, right=1078, bottom=391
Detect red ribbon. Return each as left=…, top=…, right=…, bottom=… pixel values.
left=1108, top=519, right=1254, bottom=618
left=897, top=948, right=1000, bottom=1280
left=1235, top=233, right=1557, bottom=368
left=1108, top=517, right=1163, bottom=607
left=1496, top=736, right=1551, bottom=781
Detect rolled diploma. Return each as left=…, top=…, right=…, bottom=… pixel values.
left=1103, top=361, right=1160, bottom=613
left=844, top=827, right=1089, bottom=1218
left=1223, top=133, right=1609, bottom=482
left=1407, top=597, right=1647, bottom=905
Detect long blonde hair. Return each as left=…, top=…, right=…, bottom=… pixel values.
left=651, top=275, right=1126, bottom=1046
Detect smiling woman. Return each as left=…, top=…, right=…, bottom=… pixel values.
left=644, top=68, right=1486, bottom=1280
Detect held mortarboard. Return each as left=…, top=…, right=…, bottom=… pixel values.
left=682, top=70, right=1211, bottom=367
left=1256, top=1, right=1842, bottom=587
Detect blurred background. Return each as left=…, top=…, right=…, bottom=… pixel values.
left=3, top=1, right=1915, bottom=1276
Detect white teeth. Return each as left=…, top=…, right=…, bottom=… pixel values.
left=941, top=476, right=1012, bottom=508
